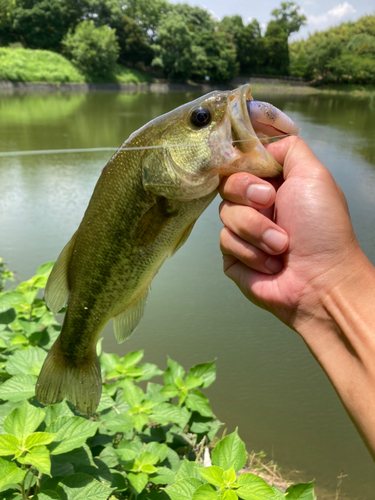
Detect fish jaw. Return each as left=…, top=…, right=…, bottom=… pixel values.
left=210, top=85, right=283, bottom=179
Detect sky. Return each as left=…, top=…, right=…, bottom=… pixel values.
left=168, top=0, right=374, bottom=40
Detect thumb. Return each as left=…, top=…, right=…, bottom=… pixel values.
left=265, top=136, right=325, bottom=180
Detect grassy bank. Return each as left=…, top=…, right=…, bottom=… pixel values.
left=0, top=47, right=151, bottom=84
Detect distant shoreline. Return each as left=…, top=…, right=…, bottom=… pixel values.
left=0, top=79, right=374, bottom=98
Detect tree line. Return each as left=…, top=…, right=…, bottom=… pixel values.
left=0, top=0, right=373, bottom=84
left=290, top=14, right=375, bottom=85
left=0, top=0, right=306, bottom=80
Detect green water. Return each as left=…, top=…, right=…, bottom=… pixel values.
left=1, top=89, right=375, bottom=498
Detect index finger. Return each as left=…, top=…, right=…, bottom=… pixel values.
left=219, top=173, right=276, bottom=209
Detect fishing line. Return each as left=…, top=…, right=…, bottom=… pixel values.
left=0, top=134, right=298, bottom=158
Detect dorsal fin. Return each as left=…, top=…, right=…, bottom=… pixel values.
left=44, top=232, right=77, bottom=313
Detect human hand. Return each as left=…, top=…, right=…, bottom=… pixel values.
left=219, top=136, right=365, bottom=332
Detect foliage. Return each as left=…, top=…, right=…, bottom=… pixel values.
left=290, top=14, right=375, bottom=84
left=0, top=47, right=86, bottom=82
left=62, top=20, right=119, bottom=77
left=270, top=1, right=306, bottom=37
left=0, top=260, right=317, bottom=499
left=151, top=3, right=238, bottom=82
left=0, top=47, right=151, bottom=83
left=0, top=0, right=85, bottom=51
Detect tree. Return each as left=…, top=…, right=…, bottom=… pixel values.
left=62, top=20, right=119, bottom=77
left=240, top=19, right=264, bottom=74
left=2, top=0, right=86, bottom=51
left=262, top=20, right=290, bottom=75
left=115, top=14, right=153, bottom=68
left=270, top=1, right=306, bottom=37
left=151, top=12, right=195, bottom=80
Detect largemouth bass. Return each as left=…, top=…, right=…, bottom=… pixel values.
left=36, top=85, right=298, bottom=415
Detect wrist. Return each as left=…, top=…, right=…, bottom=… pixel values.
left=295, top=249, right=375, bottom=457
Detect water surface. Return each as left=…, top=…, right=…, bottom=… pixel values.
left=1, top=89, right=375, bottom=498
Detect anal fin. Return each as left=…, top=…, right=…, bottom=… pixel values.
left=45, top=232, right=77, bottom=313
left=113, top=289, right=149, bottom=343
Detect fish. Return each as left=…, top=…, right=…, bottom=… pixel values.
left=35, top=84, right=298, bottom=415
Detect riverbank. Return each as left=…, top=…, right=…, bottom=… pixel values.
left=1, top=79, right=374, bottom=98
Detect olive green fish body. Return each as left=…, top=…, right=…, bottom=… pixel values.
left=36, top=85, right=298, bottom=415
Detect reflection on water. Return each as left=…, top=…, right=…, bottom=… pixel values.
left=1, top=89, right=375, bottom=498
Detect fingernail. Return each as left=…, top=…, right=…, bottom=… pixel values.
left=246, top=184, right=272, bottom=205
left=263, top=229, right=288, bottom=252
left=265, top=257, right=283, bottom=273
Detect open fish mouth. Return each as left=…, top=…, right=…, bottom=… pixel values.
left=223, top=84, right=297, bottom=177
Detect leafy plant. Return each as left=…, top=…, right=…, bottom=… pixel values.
left=0, top=261, right=316, bottom=499
left=62, top=20, right=120, bottom=77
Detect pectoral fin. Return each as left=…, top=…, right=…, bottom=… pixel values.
left=44, top=232, right=77, bottom=313
left=113, top=289, right=149, bottom=343
left=133, top=197, right=175, bottom=247
left=168, top=221, right=196, bottom=258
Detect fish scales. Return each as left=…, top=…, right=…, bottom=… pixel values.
left=36, top=85, right=298, bottom=415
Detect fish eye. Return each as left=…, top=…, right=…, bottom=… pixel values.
left=190, top=107, right=211, bottom=127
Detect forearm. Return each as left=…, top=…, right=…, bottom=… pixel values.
left=297, top=251, right=375, bottom=459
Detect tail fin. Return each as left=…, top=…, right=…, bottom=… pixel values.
left=36, top=337, right=102, bottom=416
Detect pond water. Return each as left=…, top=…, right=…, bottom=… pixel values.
left=1, top=89, right=375, bottom=498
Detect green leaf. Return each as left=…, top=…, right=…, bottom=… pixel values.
left=132, top=413, right=149, bottom=432
left=3, top=402, right=46, bottom=440
left=285, top=482, right=316, bottom=500
left=47, top=417, right=100, bottom=455
left=35, top=491, right=62, bottom=500
left=0, top=374, right=36, bottom=401
left=211, top=430, right=246, bottom=473
left=96, top=391, right=116, bottom=412
left=199, top=466, right=224, bottom=487
left=43, top=401, right=75, bottom=426
left=6, top=347, right=47, bottom=376
left=0, top=457, right=27, bottom=491
left=123, top=350, right=144, bottom=368
left=101, top=413, right=133, bottom=434
left=100, top=352, right=120, bottom=374
left=164, top=477, right=203, bottom=500
left=0, top=292, right=25, bottom=312
left=185, top=391, right=214, bottom=418
left=184, top=376, right=203, bottom=391
left=137, top=363, right=164, bottom=381
left=54, top=444, right=96, bottom=468
left=164, top=358, right=185, bottom=386
left=139, top=451, right=160, bottom=466
left=161, top=447, right=181, bottom=473
left=149, top=466, right=176, bottom=485
left=223, top=467, right=236, bottom=485
left=222, top=491, right=238, bottom=500
left=21, top=445, right=51, bottom=476
left=0, top=434, right=20, bottom=455
left=122, top=378, right=144, bottom=407
left=160, top=384, right=179, bottom=398
left=56, top=473, right=114, bottom=500
left=151, top=402, right=191, bottom=427
left=175, top=459, right=203, bottom=482
left=192, top=484, right=218, bottom=500
left=236, top=473, right=277, bottom=500
left=128, top=472, right=148, bottom=495
left=37, top=262, right=55, bottom=276
left=25, top=432, right=55, bottom=449
left=117, top=439, right=143, bottom=460
left=0, top=308, right=16, bottom=325
left=144, top=442, right=169, bottom=463
left=187, top=361, right=216, bottom=388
